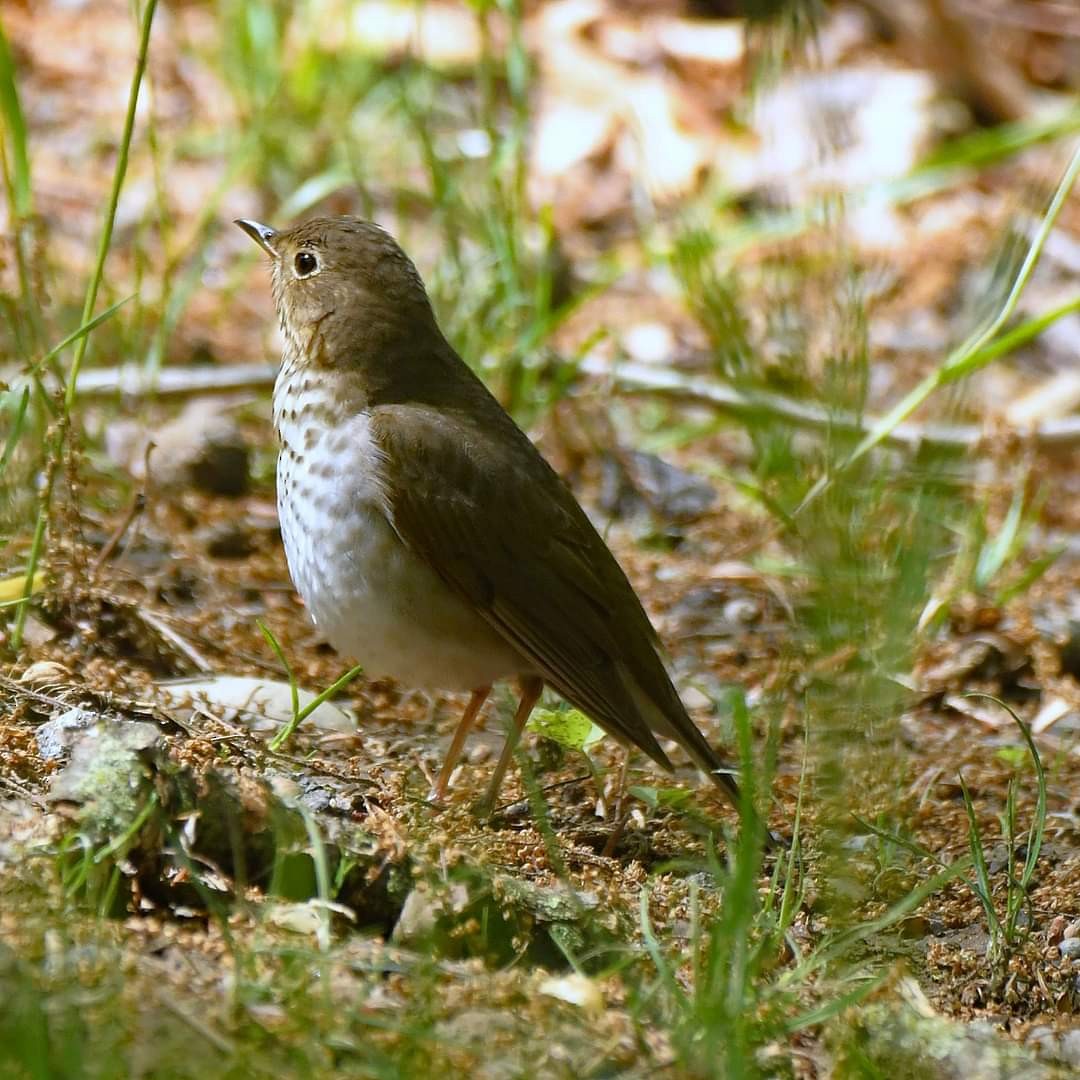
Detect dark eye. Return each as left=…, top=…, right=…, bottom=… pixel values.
left=294, top=251, right=318, bottom=276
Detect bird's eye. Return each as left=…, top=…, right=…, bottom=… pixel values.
left=294, top=251, right=318, bottom=277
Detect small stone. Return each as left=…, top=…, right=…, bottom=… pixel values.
left=723, top=597, right=761, bottom=626
left=36, top=707, right=97, bottom=761
left=621, top=322, right=675, bottom=365
left=393, top=883, right=469, bottom=945
left=599, top=450, right=715, bottom=524
left=1048, top=915, right=1068, bottom=945
left=19, top=614, right=57, bottom=648
left=19, top=660, right=71, bottom=687
left=538, top=973, right=604, bottom=1016
left=107, top=399, right=250, bottom=497
left=467, top=743, right=491, bottom=765
left=1059, top=1030, right=1080, bottom=1068
left=202, top=521, right=255, bottom=559
left=1058, top=938, right=1080, bottom=960
left=681, top=686, right=712, bottom=711
left=1063, top=919, right=1080, bottom=940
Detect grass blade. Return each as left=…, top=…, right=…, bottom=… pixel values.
left=28, top=295, right=135, bottom=381
left=0, top=386, right=30, bottom=473
left=0, top=15, right=31, bottom=217
left=11, top=0, right=160, bottom=651
left=796, top=142, right=1080, bottom=516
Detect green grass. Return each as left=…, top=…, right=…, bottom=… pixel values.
left=2, top=0, right=1077, bottom=1076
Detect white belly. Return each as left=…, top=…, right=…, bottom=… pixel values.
left=275, top=395, right=524, bottom=692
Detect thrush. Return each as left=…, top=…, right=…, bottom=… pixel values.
left=237, top=215, right=751, bottom=822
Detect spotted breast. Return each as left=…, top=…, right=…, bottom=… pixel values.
left=271, top=353, right=525, bottom=692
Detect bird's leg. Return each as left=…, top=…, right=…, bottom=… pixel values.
left=428, top=686, right=491, bottom=803
left=476, top=676, right=543, bottom=818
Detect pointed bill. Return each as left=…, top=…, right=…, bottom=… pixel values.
left=234, top=219, right=279, bottom=257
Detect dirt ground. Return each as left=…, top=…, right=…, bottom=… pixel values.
left=3, top=1, right=1080, bottom=1076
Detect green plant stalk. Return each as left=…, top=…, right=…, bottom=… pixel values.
left=959, top=772, right=1002, bottom=952
left=91, top=792, right=160, bottom=866
left=796, top=142, right=1080, bottom=516
left=971, top=696, right=1046, bottom=943
left=0, top=16, right=30, bottom=217
left=11, top=0, right=159, bottom=652
left=26, top=295, right=134, bottom=381
left=0, top=386, right=29, bottom=473
left=781, top=858, right=971, bottom=989
left=295, top=802, right=333, bottom=953
left=269, top=663, right=365, bottom=753
left=0, top=16, right=44, bottom=357
left=257, top=618, right=300, bottom=721
left=963, top=293, right=1080, bottom=371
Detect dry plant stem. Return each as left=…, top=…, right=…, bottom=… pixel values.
left=11, top=0, right=160, bottom=651
left=478, top=675, right=543, bottom=818
left=88, top=492, right=145, bottom=583
left=429, top=685, right=491, bottom=802
left=74, top=317, right=1080, bottom=453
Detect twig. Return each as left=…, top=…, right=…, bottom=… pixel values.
left=71, top=353, right=1080, bottom=452
left=88, top=492, right=145, bottom=583
left=136, top=608, right=213, bottom=673
left=581, top=356, right=1080, bottom=452
left=151, top=984, right=236, bottom=1056
left=73, top=362, right=277, bottom=399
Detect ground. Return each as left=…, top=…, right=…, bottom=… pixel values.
left=2, top=1, right=1080, bottom=1077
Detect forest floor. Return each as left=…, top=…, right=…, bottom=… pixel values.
left=2, top=1, right=1080, bottom=1076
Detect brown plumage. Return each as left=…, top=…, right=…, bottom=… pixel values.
left=237, top=215, right=748, bottom=820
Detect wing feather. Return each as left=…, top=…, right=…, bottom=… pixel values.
left=369, top=402, right=734, bottom=787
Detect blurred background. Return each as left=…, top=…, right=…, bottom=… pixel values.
left=2, top=1, right=1080, bottom=1076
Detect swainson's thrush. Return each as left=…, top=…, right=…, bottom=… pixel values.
left=237, top=215, right=749, bottom=821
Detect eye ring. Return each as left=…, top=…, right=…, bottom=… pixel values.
left=294, top=251, right=318, bottom=277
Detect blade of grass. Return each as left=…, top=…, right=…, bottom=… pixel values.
left=795, top=142, right=1080, bottom=515
left=0, top=14, right=44, bottom=353
left=959, top=772, right=1001, bottom=944
left=0, top=15, right=31, bottom=216
left=258, top=618, right=364, bottom=752
left=257, top=618, right=300, bottom=721
left=0, top=386, right=30, bottom=473
left=964, top=693, right=1046, bottom=942
left=11, top=0, right=159, bottom=651
left=26, top=295, right=135, bottom=380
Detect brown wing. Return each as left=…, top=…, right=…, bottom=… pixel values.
left=369, top=400, right=739, bottom=802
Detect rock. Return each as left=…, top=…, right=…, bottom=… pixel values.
left=621, top=322, right=675, bottom=365
left=537, top=972, right=604, bottom=1016
left=35, top=707, right=98, bottom=761
left=201, top=521, right=255, bottom=559
left=392, top=883, right=470, bottom=945
left=1059, top=1030, right=1080, bottom=1068
left=669, top=583, right=765, bottom=639
left=106, top=398, right=250, bottom=497
left=48, top=721, right=163, bottom=844
left=155, top=676, right=356, bottom=735
left=834, top=993, right=1055, bottom=1078
left=599, top=449, right=716, bottom=524
left=18, top=614, right=57, bottom=648
left=1059, top=938, right=1080, bottom=960
left=19, top=660, right=71, bottom=687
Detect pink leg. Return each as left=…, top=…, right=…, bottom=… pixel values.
left=477, top=676, right=544, bottom=818
left=428, top=686, right=491, bottom=803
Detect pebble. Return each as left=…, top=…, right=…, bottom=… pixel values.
left=1057, top=938, right=1080, bottom=960
left=19, top=660, right=71, bottom=687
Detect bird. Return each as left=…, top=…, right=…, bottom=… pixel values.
left=236, top=214, right=755, bottom=826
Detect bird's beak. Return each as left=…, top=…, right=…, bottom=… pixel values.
left=234, top=219, right=279, bottom=257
